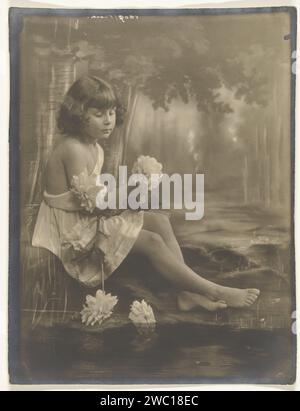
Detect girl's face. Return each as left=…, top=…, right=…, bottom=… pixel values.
left=84, top=106, right=116, bottom=142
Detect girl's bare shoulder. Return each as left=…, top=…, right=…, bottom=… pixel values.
left=49, top=136, right=86, bottom=162
left=61, top=136, right=86, bottom=156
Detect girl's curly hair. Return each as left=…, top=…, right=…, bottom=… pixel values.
left=57, top=75, right=126, bottom=136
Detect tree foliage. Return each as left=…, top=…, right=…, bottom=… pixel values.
left=27, top=15, right=280, bottom=113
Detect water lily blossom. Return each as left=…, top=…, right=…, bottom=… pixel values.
left=80, top=289, right=118, bottom=326
left=129, top=299, right=156, bottom=332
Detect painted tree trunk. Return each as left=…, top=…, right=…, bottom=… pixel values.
left=104, top=85, right=140, bottom=178
left=21, top=22, right=79, bottom=317
left=243, top=156, right=248, bottom=204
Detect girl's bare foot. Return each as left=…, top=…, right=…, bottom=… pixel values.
left=177, top=291, right=227, bottom=312
left=214, top=286, right=260, bottom=308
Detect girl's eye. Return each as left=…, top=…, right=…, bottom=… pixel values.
left=94, top=109, right=116, bottom=118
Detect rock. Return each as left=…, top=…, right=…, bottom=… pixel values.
left=209, top=247, right=256, bottom=272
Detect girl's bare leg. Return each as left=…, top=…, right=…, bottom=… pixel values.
left=131, top=229, right=260, bottom=308
left=142, top=212, right=228, bottom=311
left=142, top=212, right=184, bottom=262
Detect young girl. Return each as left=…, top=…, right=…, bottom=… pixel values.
left=32, top=75, right=260, bottom=312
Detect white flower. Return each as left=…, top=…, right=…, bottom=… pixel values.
left=71, top=171, right=105, bottom=213
left=132, top=156, right=163, bottom=191
left=80, top=290, right=118, bottom=326
left=129, top=299, right=156, bottom=330
left=132, top=155, right=163, bottom=175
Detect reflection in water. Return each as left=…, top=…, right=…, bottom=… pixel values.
left=20, top=323, right=295, bottom=384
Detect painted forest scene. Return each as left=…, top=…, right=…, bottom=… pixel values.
left=11, top=9, right=296, bottom=384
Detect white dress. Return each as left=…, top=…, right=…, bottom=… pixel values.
left=32, top=143, right=144, bottom=288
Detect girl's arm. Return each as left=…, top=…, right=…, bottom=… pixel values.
left=63, top=142, right=88, bottom=187
left=62, top=143, right=121, bottom=216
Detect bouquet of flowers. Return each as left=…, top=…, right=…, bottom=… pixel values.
left=70, top=171, right=108, bottom=213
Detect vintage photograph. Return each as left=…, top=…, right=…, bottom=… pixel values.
left=9, top=7, right=296, bottom=384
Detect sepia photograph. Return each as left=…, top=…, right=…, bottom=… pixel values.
left=8, top=6, right=297, bottom=385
